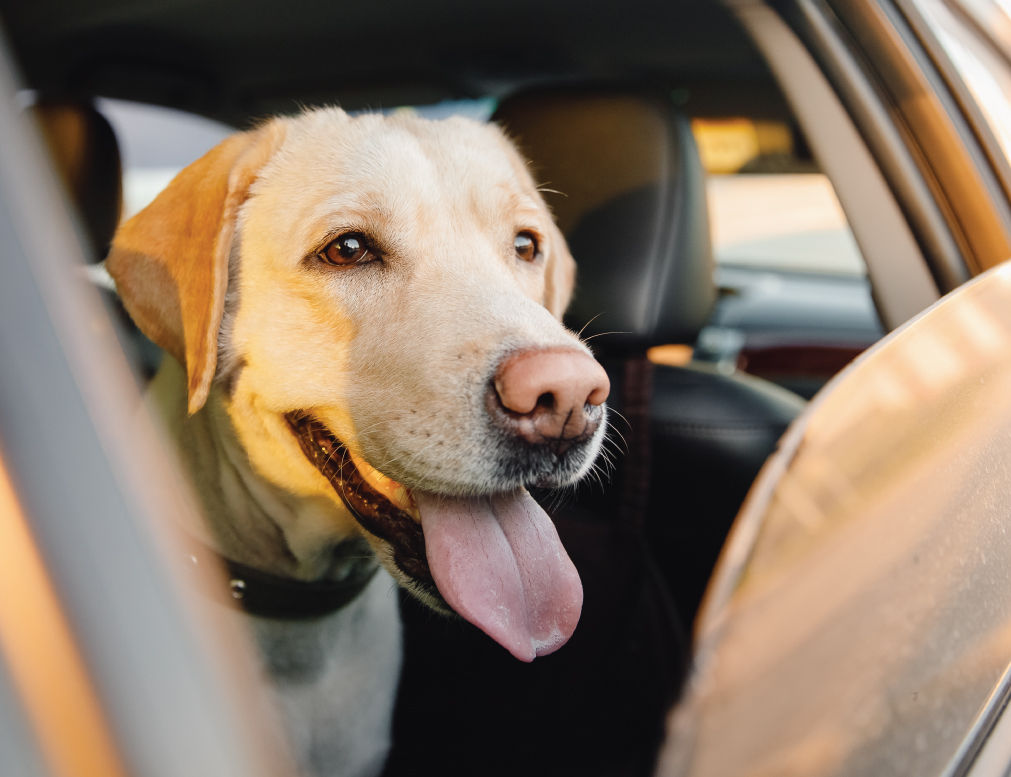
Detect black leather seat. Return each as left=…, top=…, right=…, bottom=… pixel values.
left=33, top=100, right=123, bottom=262
left=494, top=88, right=806, bottom=623
left=33, top=100, right=163, bottom=378
left=495, top=89, right=714, bottom=351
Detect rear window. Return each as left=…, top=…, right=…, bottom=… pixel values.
left=693, top=117, right=866, bottom=277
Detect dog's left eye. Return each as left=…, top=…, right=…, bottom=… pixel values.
left=514, top=231, right=540, bottom=263
left=319, top=233, right=376, bottom=266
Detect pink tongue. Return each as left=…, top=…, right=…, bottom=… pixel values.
left=415, top=489, right=582, bottom=662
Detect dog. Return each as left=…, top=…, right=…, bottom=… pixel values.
left=106, top=107, right=610, bottom=777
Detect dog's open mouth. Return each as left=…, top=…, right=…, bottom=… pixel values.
left=285, top=411, right=434, bottom=586
left=285, top=410, right=583, bottom=661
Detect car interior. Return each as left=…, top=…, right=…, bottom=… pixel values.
left=0, top=0, right=909, bottom=774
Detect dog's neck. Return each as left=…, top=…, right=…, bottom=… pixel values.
left=148, top=357, right=369, bottom=582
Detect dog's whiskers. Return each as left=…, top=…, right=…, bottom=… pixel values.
left=598, top=439, right=620, bottom=466
left=606, top=407, right=633, bottom=433
left=535, top=181, right=566, bottom=198
left=575, top=312, right=604, bottom=341
left=541, top=486, right=575, bottom=514
left=603, top=421, right=629, bottom=456
left=581, top=329, right=630, bottom=343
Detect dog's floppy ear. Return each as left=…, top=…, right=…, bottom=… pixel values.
left=543, top=221, right=576, bottom=319
left=107, top=121, right=286, bottom=414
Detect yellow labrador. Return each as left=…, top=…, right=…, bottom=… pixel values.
left=106, top=108, right=609, bottom=777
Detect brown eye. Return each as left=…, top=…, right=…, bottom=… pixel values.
left=319, top=233, right=375, bottom=266
left=514, top=231, right=539, bottom=263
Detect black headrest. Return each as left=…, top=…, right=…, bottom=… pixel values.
left=33, top=100, right=123, bottom=262
left=494, top=89, right=715, bottom=351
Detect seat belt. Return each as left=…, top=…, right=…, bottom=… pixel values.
left=619, top=355, right=654, bottom=530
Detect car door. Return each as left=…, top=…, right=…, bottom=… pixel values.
left=658, top=1, right=1011, bottom=774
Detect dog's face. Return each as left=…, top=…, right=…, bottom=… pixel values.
left=108, top=108, right=609, bottom=661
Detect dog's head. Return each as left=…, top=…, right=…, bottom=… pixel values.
left=107, top=108, right=609, bottom=661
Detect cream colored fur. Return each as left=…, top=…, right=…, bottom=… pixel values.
left=108, top=108, right=601, bottom=777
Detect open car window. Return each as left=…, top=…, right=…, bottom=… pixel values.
left=693, top=117, right=865, bottom=278
left=103, top=98, right=496, bottom=219
left=688, top=115, right=882, bottom=397
left=99, top=99, right=232, bottom=219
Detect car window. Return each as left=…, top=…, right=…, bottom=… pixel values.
left=98, top=99, right=233, bottom=218
left=692, top=117, right=866, bottom=278
left=686, top=116, right=880, bottom=398
left=101, top=98, right=496, bottom=219
left=105, top=101, right=867, bottom=282
left=100, top=98, right=881, bottom=401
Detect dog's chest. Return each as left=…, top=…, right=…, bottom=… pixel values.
left=248, top=570, right=402, bottom=777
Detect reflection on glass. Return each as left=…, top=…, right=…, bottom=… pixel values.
left=919, top=0, right=1011, bottom=163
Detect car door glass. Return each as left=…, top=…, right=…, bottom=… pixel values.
left=102, top=98, right=496, bottom=219
left=98, top=99, right=232, bottom=218
left=692, top=118, right=866, bottom=277
left=689, top=118, right=881, bottom=397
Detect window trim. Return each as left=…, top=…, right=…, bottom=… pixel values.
left=796, top=0, right=1011, bottom=281
left=896, top=0, right=1011, bottom=221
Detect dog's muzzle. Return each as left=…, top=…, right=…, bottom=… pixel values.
left=284, top=400, right=598, bottom=663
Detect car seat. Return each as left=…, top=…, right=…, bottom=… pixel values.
left=32, top=99, right=164, bottom=378
left=32, top=100, right=122, bottom=262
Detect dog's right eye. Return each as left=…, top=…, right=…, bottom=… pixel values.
left=514, top=231, right=540, bottom=263
left=318, top=233, right=376, bottom=266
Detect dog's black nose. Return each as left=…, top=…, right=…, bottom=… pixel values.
left=488, top=348, right=609, bottom=446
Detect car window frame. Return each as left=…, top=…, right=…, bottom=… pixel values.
left=779, top=0, right=1011, bottom=284
left=896, top=0, right=1011, bottom=212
